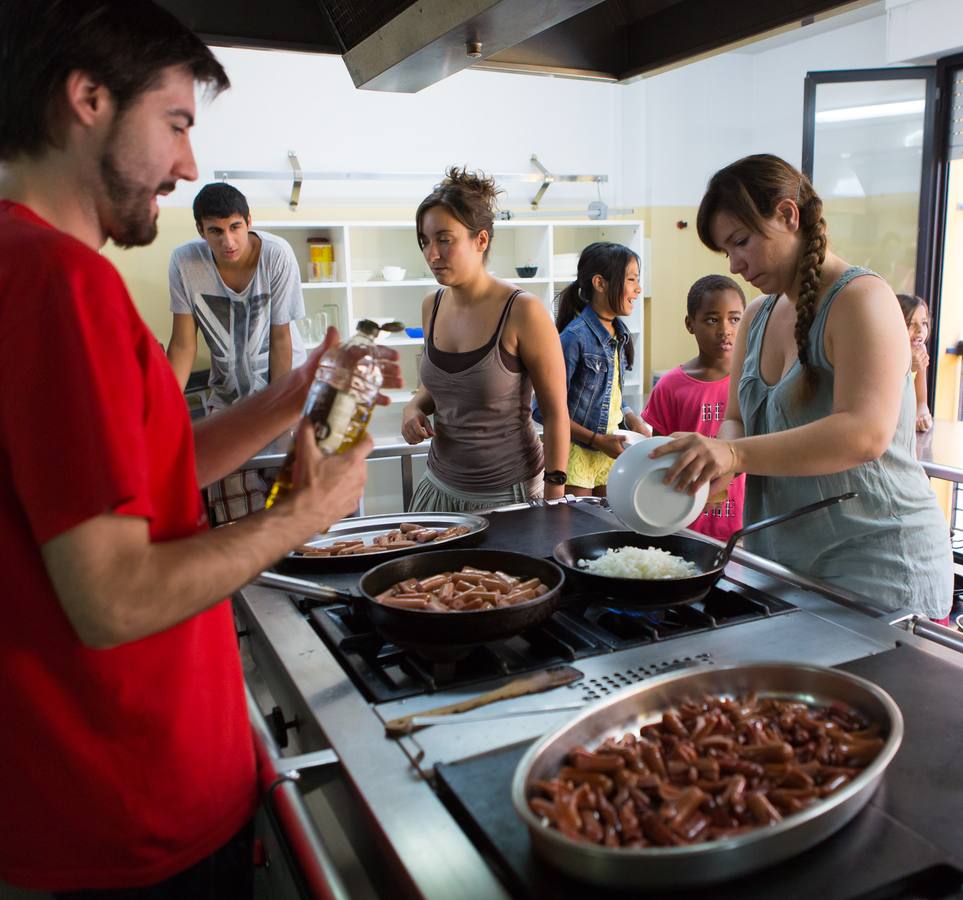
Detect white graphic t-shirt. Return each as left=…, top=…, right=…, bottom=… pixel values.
left=169, top=230, right=306, bottom=411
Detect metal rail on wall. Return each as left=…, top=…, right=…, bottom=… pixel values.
left=215, top=152, right=608, bottom=212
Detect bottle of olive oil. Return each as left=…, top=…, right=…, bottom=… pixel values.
left=265, top=319, right=403, bottom=508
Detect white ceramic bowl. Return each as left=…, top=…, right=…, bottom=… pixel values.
left=606, top=436, right=710, bottom=536
left=382, top=266, right=406, bottom=282
left=352, top=269, right=374, bottom=282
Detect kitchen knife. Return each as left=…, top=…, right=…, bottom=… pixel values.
left=384, top=665, right=583, bottom=736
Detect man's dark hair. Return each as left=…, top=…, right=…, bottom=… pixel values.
left=686, top=274, right=746, bottom=318
left=193, top=183, right=250, bottom=225
left=0, top=0, right=229, bottom=161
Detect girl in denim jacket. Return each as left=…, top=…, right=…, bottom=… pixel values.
left=534, top=242, right=649, bottom=496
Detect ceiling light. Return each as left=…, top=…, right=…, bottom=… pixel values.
left=815, top=99, right=924, bottom=124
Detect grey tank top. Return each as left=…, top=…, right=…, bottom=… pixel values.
left=421, top=289, right=544, bottom=492
left=739, top=266, right=951, bottom=617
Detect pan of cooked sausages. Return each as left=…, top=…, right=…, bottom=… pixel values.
left=357, top=548, right=565, bottom=652
left=511, top=661, right=902, bottom=889
left=277, top=512, right=488, bottom=572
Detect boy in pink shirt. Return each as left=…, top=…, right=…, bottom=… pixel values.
left=643, top=275, right=746, bottom=540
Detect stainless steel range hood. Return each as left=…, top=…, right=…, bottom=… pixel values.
left=159, top=0, right=876, bottom=92
left=334, top=0, right=607, bottom=93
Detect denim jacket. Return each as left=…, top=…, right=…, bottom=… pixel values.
left=533, top=304, right=632, bottom=443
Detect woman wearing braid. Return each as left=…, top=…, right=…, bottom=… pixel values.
left=652, top=154, right=951, bottom=619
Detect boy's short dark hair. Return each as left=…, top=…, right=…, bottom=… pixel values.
left=192, top=183, right=250, bottom=225
left=687, top=274, right=746, bottom=318
left=0, top=0, right=229, bottom=161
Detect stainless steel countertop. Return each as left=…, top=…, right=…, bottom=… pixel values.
left=234, top=501, right=963, bottom=900
left=238, top=431, right=429, bottom=470
left=916, top=418, right=963, bottom=484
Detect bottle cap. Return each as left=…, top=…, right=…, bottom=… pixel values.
left=356, top=319, right=381, bottom=336
left=357, top=319, right=405, bottom=336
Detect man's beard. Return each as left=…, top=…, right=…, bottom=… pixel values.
left=100, top=147, right=168, bottom=249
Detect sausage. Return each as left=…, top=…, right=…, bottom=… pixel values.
left=374, top=565, right=550, bottom=614
left=570, top=749, right=625, bottom=773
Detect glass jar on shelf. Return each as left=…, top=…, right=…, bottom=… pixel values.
left=321, top=303, right=341, bottom=335
left=307, top=237, right=335, bottom=282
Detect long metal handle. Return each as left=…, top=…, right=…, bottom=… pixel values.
left=718, top=492, right=859, bottom=564
left=247, top=689, right=349, bottom=900
left=253, top=571, right=354, bottom=604
left=910, top=616, right=963, bottom=654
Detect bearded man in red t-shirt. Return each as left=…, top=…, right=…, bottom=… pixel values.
left=0, top=3, right=399, bottom=897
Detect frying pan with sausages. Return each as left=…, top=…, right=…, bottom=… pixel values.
left=553, top=493, right=857, bottom=608
left=257, top=548, right=566, bottom=661
left=358, top=549, right=566, bottom=660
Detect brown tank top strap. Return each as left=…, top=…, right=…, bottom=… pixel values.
left=494, top=289, right=523, bottom=342
left=427, top=288, right=444, bottom=345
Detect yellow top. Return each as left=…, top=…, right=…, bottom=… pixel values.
left=567, top=351, right=622, bottom=489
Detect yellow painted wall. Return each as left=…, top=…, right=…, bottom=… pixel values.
left=640, top=206, right=751, bottom=393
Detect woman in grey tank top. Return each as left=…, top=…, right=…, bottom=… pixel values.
left=401, top=168, right=570, bottom=512
left=652, top=154, right=951, bottom=619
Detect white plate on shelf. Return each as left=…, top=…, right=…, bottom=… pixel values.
left=606, top=436, right=709, bottom=536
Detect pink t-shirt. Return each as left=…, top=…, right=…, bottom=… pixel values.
left=642, top=366, right=745, bottom=541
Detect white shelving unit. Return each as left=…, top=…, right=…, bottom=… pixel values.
left=257, top=218, right=644, bottom=512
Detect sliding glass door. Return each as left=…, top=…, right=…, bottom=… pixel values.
left=802, top=67, right=937, bottom=300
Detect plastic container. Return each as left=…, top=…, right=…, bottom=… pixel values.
left=307, top=237, right=335, bottom=282
left=265, top=319, right=400, bottom=508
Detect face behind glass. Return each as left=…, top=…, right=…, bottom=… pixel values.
left=98, top=65, right=198, bottom=248
left=418, top=206, right=487, bottom=285
left=908, top=303, right=929, bottom=345
left=687, top=289, right=744, bottom=360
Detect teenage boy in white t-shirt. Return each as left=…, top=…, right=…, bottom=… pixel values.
left=167, top=182, right=307, bottom=521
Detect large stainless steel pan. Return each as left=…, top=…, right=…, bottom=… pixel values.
left=511, top=662, right=902, bottom=889
left=277, top=512, right=488, bottom=573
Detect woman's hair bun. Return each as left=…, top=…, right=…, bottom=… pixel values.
left=441, top=166, right=501, bottom=210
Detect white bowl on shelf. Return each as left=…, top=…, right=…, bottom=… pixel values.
left=606, top=436, right=709, bottom=536
left=382, top=266, right=406, bottom=282
left=352, top=269, right=374, bottom=282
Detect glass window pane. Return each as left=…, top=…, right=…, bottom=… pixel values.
left=811, top=79, right=927, bottom=295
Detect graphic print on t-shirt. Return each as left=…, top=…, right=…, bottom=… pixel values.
left=701, top=401, right=724, bottom=422
left=193, top=291, right=271, bottom=409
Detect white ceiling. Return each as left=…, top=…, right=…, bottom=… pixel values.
left=733, top=1, right=886, bottom=54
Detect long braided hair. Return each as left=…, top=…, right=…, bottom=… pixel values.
left=696, top=154, right=827, bottom=400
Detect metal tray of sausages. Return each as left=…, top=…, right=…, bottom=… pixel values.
left=511, top=662, right=903, bottom=889
left=278, top=512, right=489, bottom=572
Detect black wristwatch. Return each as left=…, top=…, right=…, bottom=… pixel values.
left=543, top=470, right=567, bottom=485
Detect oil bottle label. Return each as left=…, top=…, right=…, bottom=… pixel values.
left=317, top=390, right=356, bottom=453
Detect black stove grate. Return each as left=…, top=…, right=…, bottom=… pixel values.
left=306, top=578, right=798, bottom=704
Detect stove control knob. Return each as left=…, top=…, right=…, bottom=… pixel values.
left=269, top=705, right=300, bottom=749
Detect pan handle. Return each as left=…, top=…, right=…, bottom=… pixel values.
left=252, top=570, right=356, bottom=604
left=714, top=492, right=859, bottom=568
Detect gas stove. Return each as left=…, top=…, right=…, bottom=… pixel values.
left=307, top=577, right=796, bottom=703
left=235, top=500, right=963, bottom=900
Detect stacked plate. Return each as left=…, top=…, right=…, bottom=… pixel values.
left=552, top=253, right=579, bottom=279
left=606, top=436, right=709, bottom=536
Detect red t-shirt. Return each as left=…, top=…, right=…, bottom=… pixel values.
left=0, top=201, right=256, bottom=890
left=642, top=366, right=746, bottom=541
